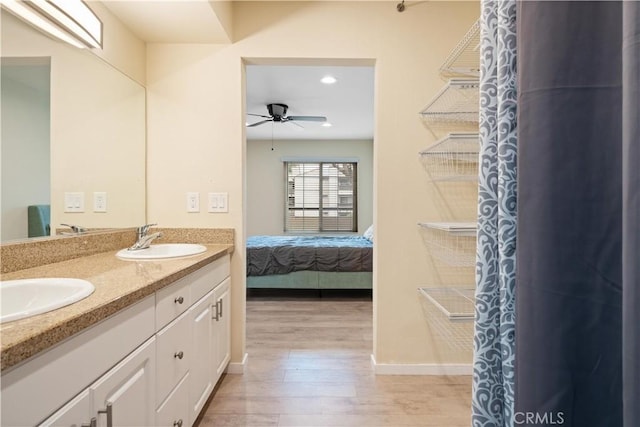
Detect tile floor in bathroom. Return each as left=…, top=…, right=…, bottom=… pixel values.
left=197, top=291, right=472, bottom=427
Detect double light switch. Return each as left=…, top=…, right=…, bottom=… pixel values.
left=186, top=192, right=228, bottom=213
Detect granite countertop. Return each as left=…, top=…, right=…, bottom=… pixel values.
left=0, top=244, right=233, bottom=372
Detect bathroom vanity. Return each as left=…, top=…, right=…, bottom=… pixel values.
left=0, top=233, right=233, bottom=427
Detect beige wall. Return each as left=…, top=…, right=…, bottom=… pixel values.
left=246, top=139, right=373, bottom=236
left=146, top=1, right=479, bottom=367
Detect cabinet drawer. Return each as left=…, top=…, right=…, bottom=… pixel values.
left=156, top=372, right=189, bottom=427
left=191, top=254, right=230, bottom=303
left=156, top=310, right=191, bottom=404
left=156, top=277, right=191, bottom=330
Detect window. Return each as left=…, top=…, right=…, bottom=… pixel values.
left=285, top=161, right=357, bottom=232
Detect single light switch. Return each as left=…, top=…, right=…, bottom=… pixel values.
left=93, top=192, right=107, bottom=212
left=187, top=192, right=200, bottom=212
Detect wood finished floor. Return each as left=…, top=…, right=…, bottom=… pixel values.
left=197, top=291, right=472, bottom=427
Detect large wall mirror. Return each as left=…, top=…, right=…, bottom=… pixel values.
left=1, top=11, right=146, bottom=242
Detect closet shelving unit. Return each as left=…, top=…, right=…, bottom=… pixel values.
left=439, top=19, right=481, bottom=78
left=419, top=79, right=480, bottom=129
left=418, top=19, right=480, bottom=352
left=419, top=132, right=480, bottom=181
left=418, top=222, right=476, bottom=267
left=418, top=287, right=475, bottom=353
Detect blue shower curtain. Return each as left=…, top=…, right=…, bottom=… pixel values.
left=515, top=1, right=639, bottom=426
left=472, top=1, right=517, bottom=426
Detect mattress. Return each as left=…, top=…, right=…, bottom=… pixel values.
left=246, top=235, right=373, bottom=276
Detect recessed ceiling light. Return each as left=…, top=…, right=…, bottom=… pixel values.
left=321, top=75, right=337, bottom=85
left=321, top=122, right=333, bottom=127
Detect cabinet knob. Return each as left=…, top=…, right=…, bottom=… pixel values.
left=174, top=296, right=184, bottom=304
left=174, top=351, right=184, bottom=360
left=173, top=420, right=183, bottom=427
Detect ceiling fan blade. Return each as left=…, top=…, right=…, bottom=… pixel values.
left=287, top=116, right=327, bottom=122
left=247, top=113, right=272, bottom=118
left=247, top=119, right=273, bottom=127
left=285, top=120, right=304, bottom=129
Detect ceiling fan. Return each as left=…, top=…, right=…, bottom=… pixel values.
left=246, top=103, right=327, bottom=128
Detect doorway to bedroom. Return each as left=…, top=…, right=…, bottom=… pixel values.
left=243, top=59, right=375, bottom=342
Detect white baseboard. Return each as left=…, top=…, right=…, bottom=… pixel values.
left=225, top=353, right=248, bottom=374
left=370, top=354, right=472, bottom=375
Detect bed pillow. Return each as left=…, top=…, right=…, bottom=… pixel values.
left=363, top=225, right=374, bottom=242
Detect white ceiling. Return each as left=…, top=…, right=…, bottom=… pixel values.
left=102, top=1, right=231, bottom=43
left=102, top=2, right=375, bottom=141
left=246, top=65, right=374, bottom=141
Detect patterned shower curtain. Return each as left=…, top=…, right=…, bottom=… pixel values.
left=472, top=1, right=517, bottom=426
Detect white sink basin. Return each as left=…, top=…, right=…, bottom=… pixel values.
left=116, top=243, right=207, bottom=260
left=0, top=278, right=95, bottom=323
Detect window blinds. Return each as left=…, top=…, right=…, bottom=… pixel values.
left=284, top=161, right=357, bottom=232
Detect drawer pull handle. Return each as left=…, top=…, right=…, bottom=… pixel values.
left=174, top=351, right=184, bottom=359
left=174, top=296, right=184, bottom=304
left=173, top=420, right=183, bottom=427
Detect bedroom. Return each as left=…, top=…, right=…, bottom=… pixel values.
left=245, top=64, right=374, bottom=294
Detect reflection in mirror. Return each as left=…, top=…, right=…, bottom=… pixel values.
left=0, top=10, right=146, bottom=242
left=1, top=57, right=51, bottom=240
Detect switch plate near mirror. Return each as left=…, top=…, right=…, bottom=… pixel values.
left=64, top=192, right=84, bottom=213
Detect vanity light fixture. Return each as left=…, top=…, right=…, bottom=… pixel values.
left=1, top=0, right=102, bottom=49
left=321, top=75, right=337, bottom=85
left=321, top=122, right=333, bottom=127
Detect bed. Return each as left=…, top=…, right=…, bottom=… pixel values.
left=246, top=235, right=373, bottom=290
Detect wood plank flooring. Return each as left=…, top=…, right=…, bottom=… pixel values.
left=197, top=291, right=472, bottom=427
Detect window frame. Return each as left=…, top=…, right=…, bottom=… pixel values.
left=284, top=160, right=358, bottom=233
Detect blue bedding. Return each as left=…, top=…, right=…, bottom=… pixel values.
left=246, top=235, right=373, bottom=276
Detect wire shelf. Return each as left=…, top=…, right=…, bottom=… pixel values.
left=419, top=133, right=479, bottom=181
left=418, top=287, right=475, bottom=352
left=419, top=79, right=479, bottom=127
left=439, top=20, right=481, bottom=78
left=418, top=222, right=476, bottom=267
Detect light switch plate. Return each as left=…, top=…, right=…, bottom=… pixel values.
left=208, top=192, right=228, bottom=213
left=187, top=192, right=200, bottom=212
left=64, top=192, right=85, bottom=213
left=93, top=192, right=107, bottom=212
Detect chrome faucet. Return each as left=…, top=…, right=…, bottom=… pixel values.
left=61, top=223, right=87, bottom=234
left=128, top=223, right=162, bottom=251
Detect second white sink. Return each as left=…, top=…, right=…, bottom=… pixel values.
left=116, top=243, right=207, bottom=260
left=1, top=278, right=95, bottom=323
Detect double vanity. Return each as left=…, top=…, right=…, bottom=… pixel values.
left=0, top=228, right=234, bottom=427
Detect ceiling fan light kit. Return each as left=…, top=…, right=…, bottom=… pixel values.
left=320, top=75, right=337, bottom=84
left=247, top=103, right=327, bottom=127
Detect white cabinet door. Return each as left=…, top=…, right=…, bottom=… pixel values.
left=156, top=372, right=189, bottom=427
left=38, top=389, right=92, bottom=427
left=188, top=289, right=215, bottom=423
left=90, top=337, right=156, bottom=427
left=213, top=277, right=231, bottom=383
